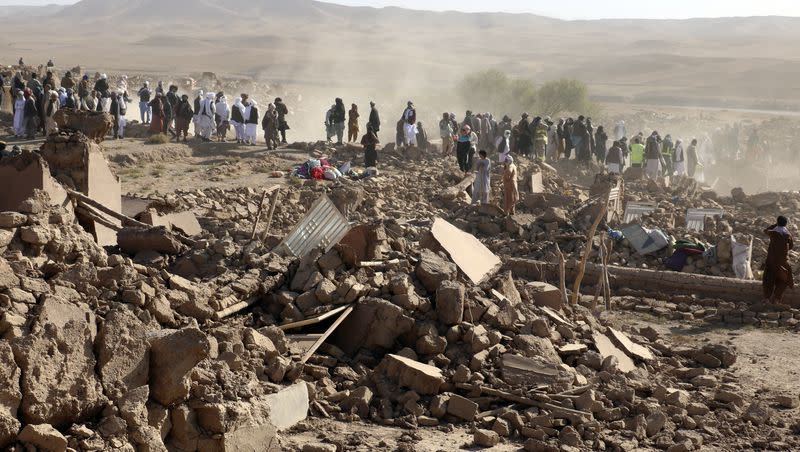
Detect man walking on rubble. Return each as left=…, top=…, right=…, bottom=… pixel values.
left=763, top=216, right=794, bottom=303
left=368, top=101, right=380, bottom=136
left=402, top=101, right=417, bottom=147
left=439, top=112, right=454, bottom=155
left=331, top=98, right=346, bottom=145
left=275, top=97, right=289, bottom=144
left=348, top=103, right=360, bottom=143
left=645, top=131, right=662, bottom=179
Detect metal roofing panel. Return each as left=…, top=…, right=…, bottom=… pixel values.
left=685, top=208, right=724, bottom=232
left=623, top=202, right=657, bottom=224
left=277, top=194, right=351, bottom=258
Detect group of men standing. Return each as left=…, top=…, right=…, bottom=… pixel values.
left=5, top=69, right=133, bottom=139
left=140, top=82, right=290, bottom=147
left=325, top=99, right=380, bottom=146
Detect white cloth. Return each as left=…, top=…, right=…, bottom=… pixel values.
left=645, top=159, right=661, bottom=179
left=215, top=99, right=230, bottom=121
left=13, top=99, right=25, bottom=136
left=245, top=123, right=258, bottom=143
left=404, top=123, right=417, bottom=146
left=118, top=117, right=127, bottom=138
left=673, top=161, right=686, bottom=176
left=231, top=121, right=244, bottom=141
left=607, top=163, right=621, bottom=174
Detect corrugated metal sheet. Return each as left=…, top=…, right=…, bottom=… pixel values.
left=276, top=194, right=351, bottom=258
left=623, top=202, right=657, bottom=224
left=686, top=208, right=724, bottom=232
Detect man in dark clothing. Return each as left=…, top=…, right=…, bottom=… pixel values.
left=23, top=90, right=38, bottom=139
left=572, top=116, right=590, bottom=161
left=763, top=216, right=794, bottom=303
left=361, top=128, right=379, bottom=168
left=644, top=131, right=663, bottom=178
left=94, top=74, right=110, bottom=99
left=332, top=98, right=346, bottom=145
left=109, top=92, right=124, bottom=139
left=42, top=71, right=56, bottom=91
left=605, top=141, right=624, bottom=174
left=275, top=97, right=289, bottom=143
left=60, top=71, right=75, bottom=91
left=517, top=113, right=532, bottom=157
left=563, top=118, right=574, bottom=159
left=165, top=85, right=180, bottom=137
left=138, top=82, right=152, bottom=124
left=175, top=94, right=193, bottom=142
left=64, top=89, right=77, bottom=109
left=0, top=74, right=5, bottom=111
left=368, top=101, right=380, bottom=135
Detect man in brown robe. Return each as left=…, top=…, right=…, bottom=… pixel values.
left=763, top=216, right=794, bottom=303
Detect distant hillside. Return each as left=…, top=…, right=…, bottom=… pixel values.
left=0, top=4, right=66, bottom=17
left=3, top=0, right=800, bottom=112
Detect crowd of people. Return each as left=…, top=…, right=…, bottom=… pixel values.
left=1, top=61, right=292, bottom=146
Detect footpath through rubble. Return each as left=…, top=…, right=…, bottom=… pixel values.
left=0, top=135, right=799, bottom=451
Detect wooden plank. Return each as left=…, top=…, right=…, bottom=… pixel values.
left=607, top=327, right=655, bottom=361
left=301, top=305, right=354, bottom=362
left=278, top=304, right=352, bottom=331
left=592, top=332, right=636, bottom=373
left=458, top=384, right=593, bottom=424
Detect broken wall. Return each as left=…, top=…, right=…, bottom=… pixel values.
left=39, top=134, right=121, bottom=246
left=0, top=152, right=69, bottom=212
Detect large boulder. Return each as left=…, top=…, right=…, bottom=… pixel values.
left=96, top=307, right=151, bottom=400
left=148, top=328, right=210, bottom=406
left=12, top=299, right=106, bottom=427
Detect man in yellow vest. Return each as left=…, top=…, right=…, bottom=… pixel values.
left=629, top=136, right=645, bottom=168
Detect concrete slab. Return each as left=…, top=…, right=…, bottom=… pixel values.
left=431, top=218, right=502, bottom=285
left=140, top=209, right=202, bottom=236
left=501, top=353, right=560, bottom=386
left=607, top=327, right=655, bottom=361
left=592, top=332, right=636, bottom=373
left=264, top=382, right=309, bottom=430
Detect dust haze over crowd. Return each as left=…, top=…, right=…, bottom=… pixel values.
left=4, top=0, right=800, bottom=190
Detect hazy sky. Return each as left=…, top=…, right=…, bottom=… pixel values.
left=2, top=0, right=800, bottom=19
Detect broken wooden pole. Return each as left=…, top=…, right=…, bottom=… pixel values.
left=213, top=296, right=260, bottom=320
left=67, top=188, right=196, bottom=247
left=457, top=384, right=593, bottom=424
left=263, top=188, right=281, bottom=237
left=75, top=205, right=122, bottom=232
left=571, top=203, right=607, bottom=306
left=250, top=188, right=271, bottom=240
left=554, top=243, right=568, bottom=307
left=505, top=258, right=800, bottom=306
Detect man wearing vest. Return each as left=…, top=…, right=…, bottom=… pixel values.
left=629, top=136, right=645, bottom=168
